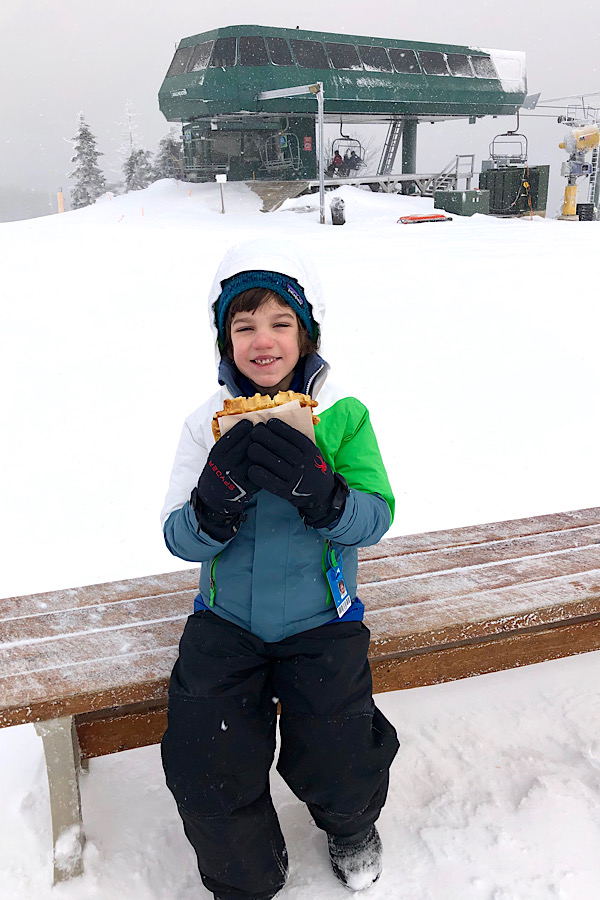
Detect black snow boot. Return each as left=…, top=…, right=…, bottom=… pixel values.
left=327, top=825, right=383, bottom=891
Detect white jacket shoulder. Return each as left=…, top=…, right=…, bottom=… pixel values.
left=184, top=388, right=228, bottom=447
left=313, top=380, right=359, bottom=414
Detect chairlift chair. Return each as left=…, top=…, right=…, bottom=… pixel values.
left=260, top=132, right=301, bottom=175
left=331, top=136, right=365, bottom=160
left=329, top=118, right=366, bottom=176
left=330, top=136, right=366, bottom=177
left=488, top=132, right=528, bottom=167
left=184, top=134, right=229, bottom=178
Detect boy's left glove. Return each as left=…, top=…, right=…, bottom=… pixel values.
left=247, top=418, right=349, bottom=528
left=190, top=419, right=259, bottom=541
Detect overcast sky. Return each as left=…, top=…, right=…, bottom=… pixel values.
left=1, top=0, right=598, bottom=212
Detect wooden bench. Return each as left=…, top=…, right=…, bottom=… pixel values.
left=2, top=506, right=599, bottom=883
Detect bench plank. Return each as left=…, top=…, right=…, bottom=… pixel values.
left=358, top=524, right=600, bottom=581
left=0, top=569, right=199, bottom=619
left=369, top=570, right=600, bottom=648
left=75, top=702, right=168, bottom=759
left=0, top=620, right=186, bottom=693
left=0, top=593, right=190, bottom=649
left=0, top=648, right=175, bottom=727
left=361, top=547, right=600, bottom=609
left=359, top=507, right=600, bottom=558
left=370, top=618, right=600, bottom=690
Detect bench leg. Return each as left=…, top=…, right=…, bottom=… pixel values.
left=34, top=716, right=86, bottom=883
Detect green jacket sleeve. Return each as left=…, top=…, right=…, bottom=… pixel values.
left=314, top=397, right=395, bottom=523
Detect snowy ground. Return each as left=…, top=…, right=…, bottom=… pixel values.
left=1, top=180, right=600, bottom=898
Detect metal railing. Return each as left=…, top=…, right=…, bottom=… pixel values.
left=416, top=154, right=476, bottom=195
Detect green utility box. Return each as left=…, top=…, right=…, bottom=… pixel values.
left=478, top=165, right=549, bottom=217
left=434, top=189, right=490, bottom=216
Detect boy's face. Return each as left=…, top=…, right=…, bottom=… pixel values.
left=230, top=297, right=302, bottom=394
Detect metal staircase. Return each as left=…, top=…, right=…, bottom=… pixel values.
left=377, top=120, right=403, bottom=175
left=422, top=154, right=476, bottom=196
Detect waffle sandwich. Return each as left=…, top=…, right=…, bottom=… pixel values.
left=212, top=391, right=319, bottom=441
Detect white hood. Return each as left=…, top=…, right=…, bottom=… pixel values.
left=207, top=239, right=326, bottom=365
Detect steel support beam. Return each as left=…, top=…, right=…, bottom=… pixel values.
left=258, top=82, right=325, bottom=223
left=401, top=120, right=418, bottom=195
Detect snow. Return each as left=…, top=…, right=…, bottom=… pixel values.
left=481, top=48, right=527, bottom=94
left=1, top=179, right=600, bottom=898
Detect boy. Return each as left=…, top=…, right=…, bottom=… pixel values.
left=160, top=239, right=399, bottom=900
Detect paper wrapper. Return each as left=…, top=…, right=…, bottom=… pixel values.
left=218, top=400, right=316, bottom=443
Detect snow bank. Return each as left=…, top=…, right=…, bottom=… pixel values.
left=1, top=179, right=599, bottom=898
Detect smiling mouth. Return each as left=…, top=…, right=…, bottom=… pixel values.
left=252, top=357, right=279, bottom=366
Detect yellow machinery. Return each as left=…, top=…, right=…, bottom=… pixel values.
left=558, top=123, right=599, bottom=219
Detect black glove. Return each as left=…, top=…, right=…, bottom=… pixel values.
left=247, top=418, right=349, bottom=528
left=191, top=419, right=259, bottom=540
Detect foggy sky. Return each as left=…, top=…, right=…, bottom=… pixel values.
left=1, top=0, right=598, bottom=216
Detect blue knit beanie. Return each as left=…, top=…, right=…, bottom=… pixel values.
left=214, top=270, right=317, bottom=345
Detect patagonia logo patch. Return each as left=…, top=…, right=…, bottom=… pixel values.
left=286, top=283, right=304, bottom=306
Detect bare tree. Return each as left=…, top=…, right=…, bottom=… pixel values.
left=119, top=101, right=154, bottom=192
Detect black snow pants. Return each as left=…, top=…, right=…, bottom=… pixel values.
left=161, top=610, right=399, bottom=900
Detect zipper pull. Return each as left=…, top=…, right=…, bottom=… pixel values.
left=209, top=556, right=218, bottom=607
left=323, top=539, right=334, bottom=607
left=326, top=540, right=337, bottom=568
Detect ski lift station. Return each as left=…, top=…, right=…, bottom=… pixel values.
left=158, top=25, right=537, bottom=211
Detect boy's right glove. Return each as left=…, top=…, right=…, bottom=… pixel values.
left=190, top=419, right=259, bottom=541
left=247, top=418, right=349, bottom=528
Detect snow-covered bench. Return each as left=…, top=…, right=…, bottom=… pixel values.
left=1, top=506, right=599, bottom=883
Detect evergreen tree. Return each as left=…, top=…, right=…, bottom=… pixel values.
left=153, top=129, right=183, bottom=180
left=122, top=147, right=154, bottom=192
left=69, top=114, right=107, bottom=209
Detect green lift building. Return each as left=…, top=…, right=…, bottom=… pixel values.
left=158, top=24, right=527, bottom=189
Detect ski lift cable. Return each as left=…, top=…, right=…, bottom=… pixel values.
left=539, top=90, right=600, bottom=103
left=520, top=113, right=590, bottom=118
left=535, top=105, right=596, bottom=110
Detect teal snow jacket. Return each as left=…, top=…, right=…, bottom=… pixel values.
left=160, top=241, right=394, bottom=642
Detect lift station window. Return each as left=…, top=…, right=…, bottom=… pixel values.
left=446, top=53, right=474, bottom=76
left=358, top=45, right=393, bottom=73
left=325, top=42, right=362, bottom=70
left=290, top=39, right=329, bottom=69
left=209, top=37, right=237, bottom=68
left=188, top=41, right=214, bottom=71
left=493, top=56, right=521, bottom=82
left=167, top=46, right=193, bottom=77
left=471, top=55, right=497, bottom=78
left=239, top=36, right=269, bottom=66
left=419, top=51, right=449, bottom=75
left=265, top=36, right=294, bottom=66
left=388, top=48, right=421, bottom=74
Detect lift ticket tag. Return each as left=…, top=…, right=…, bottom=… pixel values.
left=325, top=543, right=351, bottom=618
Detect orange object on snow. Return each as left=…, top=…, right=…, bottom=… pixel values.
left=397, top=214, right=452, bottom=224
